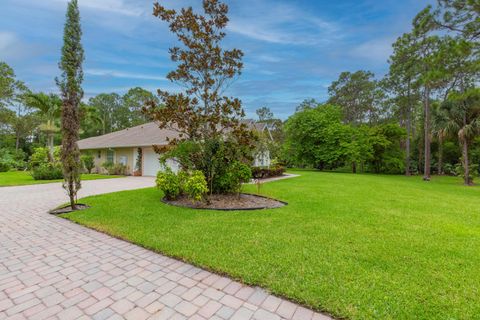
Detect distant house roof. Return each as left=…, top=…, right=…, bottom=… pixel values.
left=78, top=120, right=270, bottom=150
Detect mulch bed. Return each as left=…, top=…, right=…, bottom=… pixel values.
left=49, top=204, right=90, bottom=215
left=163, top=193, right=286, bottom=210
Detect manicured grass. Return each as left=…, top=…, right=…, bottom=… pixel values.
left=0, top=171, right=121, bottom=186
left=63, top=170, right=480, bottom=319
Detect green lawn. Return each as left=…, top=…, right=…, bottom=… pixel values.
left=63, top=170, right=480, bottom=320
left=0, top=171, right=121, bottom=186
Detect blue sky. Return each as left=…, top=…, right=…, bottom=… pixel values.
left=0, top=0, right=433, bottom=119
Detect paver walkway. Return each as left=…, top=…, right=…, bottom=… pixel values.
left=0, top=177, right=331, bottom=320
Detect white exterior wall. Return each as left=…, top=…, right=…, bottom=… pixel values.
left=253, top=150, right=271, bottom=167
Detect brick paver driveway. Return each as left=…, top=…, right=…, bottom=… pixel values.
left=0, top=177, right=331, bottom=320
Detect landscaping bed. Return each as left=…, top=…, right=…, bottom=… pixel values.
left=50, top=203, right=90, bottom=214
left=163, top=193, right=286, bottom=210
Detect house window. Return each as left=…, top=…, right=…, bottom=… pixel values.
left=97, top=150, right=101, bottom=159
left=107, top=150, right=114, bottom=163
left=119, top=156, right=127, bottom=166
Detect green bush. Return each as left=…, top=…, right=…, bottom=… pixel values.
left=0, top=148, right=26, bottom=170
left=81, top=154, right=95, bottom=173
left=156, top=168, right=181, bottom=200
left=215, top=161, right=252, bottom=194
left=0, top=160, right=12, bottom=172
left=184, top=170, right=208, bottom=201
left=455, top=163, right=478, bottom=184
left=31, top=162, right=63, bottom=180
left=29, top=147, right=60, bottom=169
left=251, top=165, right=285, bottom=179
left=102, top=161, right=127, bottom=175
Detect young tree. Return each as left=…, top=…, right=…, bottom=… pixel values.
left=56, top=0, right=84, bottom=210
left=144, top=0, right=255, bottom=193
left=441, top=88, right=480, bottom=185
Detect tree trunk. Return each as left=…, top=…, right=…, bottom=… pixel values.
left=437, top=134, right=443, bottom=175
left=47, top=133, right=54, bottom=163
left=15, top=133, right=20, bottom=151
left=352, top=161, right=356, bottom=174
left=405, top=106, right=411, bottom=176
left=463, top=141, right=471, bottom=185
left=423, top=87, right=431, bottom=181
left=69, top=179, right=76, bottom=210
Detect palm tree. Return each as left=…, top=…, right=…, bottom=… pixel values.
left=26, top=93, right=62, bottom=161
left=441, top=88, right=480, bottom=185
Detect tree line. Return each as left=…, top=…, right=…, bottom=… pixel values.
left=262, top=0, right=479, bottom=185
left=0, top=60, right=158, bottom=159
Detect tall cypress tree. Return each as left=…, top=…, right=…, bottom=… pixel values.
left=56, top=0, right=84, bottom=209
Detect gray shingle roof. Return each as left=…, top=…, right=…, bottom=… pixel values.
left=78, top=121, right=268, bottom=150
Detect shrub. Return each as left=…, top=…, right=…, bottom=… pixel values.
left=31, top=162, right=63, bottom=180
left=455, top=163, right=478, bottom=184
left=184, top=170, right=208, bottom=202
left=102, top=162, right=127, bottom=175
left=156, top=168, right=181, bottom=200
left=443, top=163, right=456, bottom=176
left=215, top=161, right=252, bottom=194
left=29, top=147, right=60, bottom=169
left=0, top=160, right=12, bottom=172
left=0, top=148, right=26, bottom=170
left=251, top=165, right=285, bottom=179
left=81, top=154, right=95, bottom=173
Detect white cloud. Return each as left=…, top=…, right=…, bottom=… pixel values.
left=350, top=37, right=395, bottom=63
left=0, top=31, right=40, bottom=61
left=0, top=31, right=16, bottom=52
left=85, top=68, right=166, bottom=81
left=29, top=0, right=145, bottom=17
left=227, top=1, right=340, bottom=46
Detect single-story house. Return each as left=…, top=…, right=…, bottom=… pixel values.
left=77, top=120, right=272, bottom=176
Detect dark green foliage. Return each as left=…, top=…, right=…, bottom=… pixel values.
left=0, top=161, right=11, bottom=172
left=327, top=70, right=385, bottom=124
left=284, top=103, right=406, bottom=174
left=284, top=104, right=350, bottom=169
left=251, top=166, right=285, bottom=179
left=215, top=161, right=252, bottom=194
left=134, top=148, right=142, bottom=174
left=164, top=137, right=253, bottom=194
left=368, top=124, right=406, bottom=174
left=56, top=0, right=84, bottom=209
left=81, top=153, right=94, bottom=173
left=31, top=162, right=63, bottom=180
left=0, top=148, right=26, bottom=170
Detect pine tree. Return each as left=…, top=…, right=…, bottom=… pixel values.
left=56, top=0, right=84, bottom=209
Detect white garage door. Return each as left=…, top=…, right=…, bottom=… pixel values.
left=143, top=148, right=162, bottom=176
left=143, top=148, right=180, bottom=176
